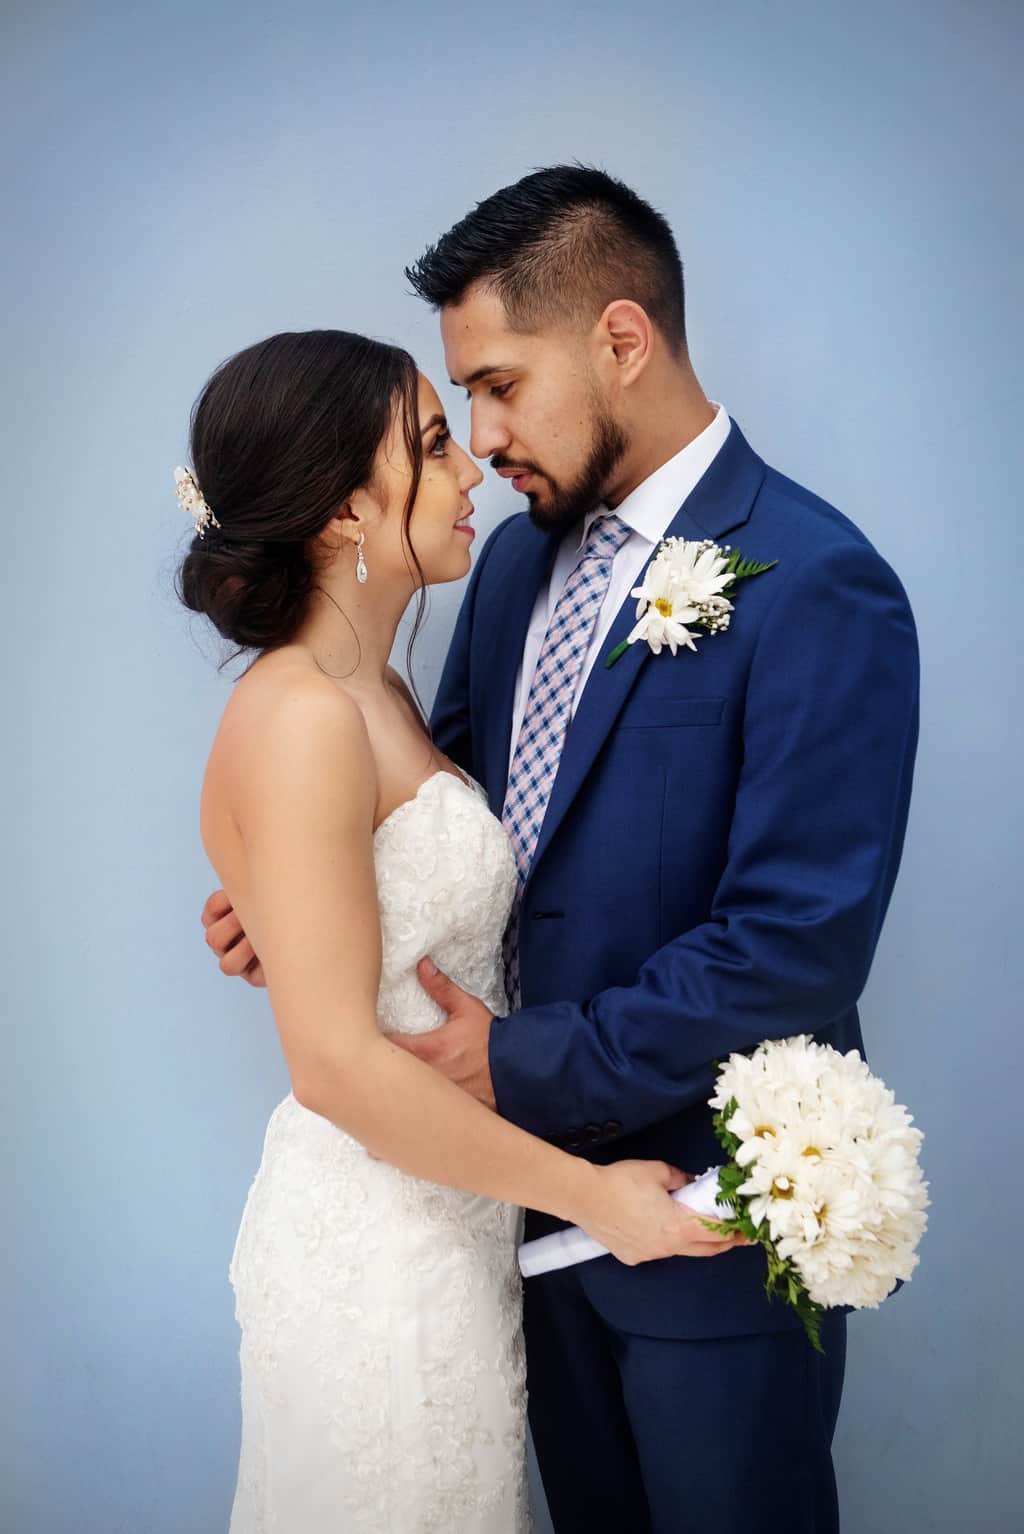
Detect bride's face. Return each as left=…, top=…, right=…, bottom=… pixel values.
left=367, top=374, right=483, bottom=590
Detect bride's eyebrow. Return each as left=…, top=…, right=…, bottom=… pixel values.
left=420, top=413, right=448, bottom=435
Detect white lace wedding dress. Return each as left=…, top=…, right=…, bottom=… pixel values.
left=228, top=770, right=531, bottom=1533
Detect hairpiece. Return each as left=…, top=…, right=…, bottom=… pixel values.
left=174, top=465, right=221, bottom=538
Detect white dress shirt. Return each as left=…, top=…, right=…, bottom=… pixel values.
left=508, top=405, right=732, bottom=773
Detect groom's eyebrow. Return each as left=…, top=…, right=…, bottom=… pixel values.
left=451, top=364, right=513, bottom=389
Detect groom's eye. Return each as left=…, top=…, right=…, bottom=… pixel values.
left=490, top=382, right=514, bottom=399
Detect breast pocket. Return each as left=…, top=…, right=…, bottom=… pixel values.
left=618, top=696, right=726, bottom=730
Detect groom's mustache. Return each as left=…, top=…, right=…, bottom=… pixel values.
left=490, top=455, right=547, bottom=479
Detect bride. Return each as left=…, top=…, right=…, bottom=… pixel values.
left=177, top=329, right=743, bottom=1532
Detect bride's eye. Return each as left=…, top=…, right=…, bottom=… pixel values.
left=430, top=430, right=451, bottom=457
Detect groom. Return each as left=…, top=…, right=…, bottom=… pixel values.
left=400, top=165, right=918, bottom=1533
left=206, top=167, right=919, bottom=1532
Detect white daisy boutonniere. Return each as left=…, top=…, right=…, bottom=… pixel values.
left=605, top=537, right=778, bottom=668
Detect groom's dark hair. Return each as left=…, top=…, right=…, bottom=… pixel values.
left=405, top=164, right=687, bottom=351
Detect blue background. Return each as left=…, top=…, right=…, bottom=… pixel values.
left=4, top=2, right=1021, bottom=1529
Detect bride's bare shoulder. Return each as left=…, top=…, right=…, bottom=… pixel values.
left=203, top=652, right=373, bottom=816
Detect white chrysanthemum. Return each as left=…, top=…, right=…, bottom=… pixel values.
left=729, top=1089, right=805, bottom=1166
left=736, top=1131, right=825, bottom=1241
left=712, top=1034, right=929, bottom=1312
left=658, top=536, right=735, bottom=605
left=791, top=1154, right=927, bottom=1309
left=626, top=537, right=735, bottom=657
left=713, top=1032, right=829, bottom=1114
left=626, top=554, right=701, bottom=655
left=713, top=1037, right=830, bottom=1167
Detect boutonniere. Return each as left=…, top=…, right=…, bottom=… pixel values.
left=605, top=537, right=778, bottom=667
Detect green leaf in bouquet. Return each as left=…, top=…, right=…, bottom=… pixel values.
left=712, top=1097, right=743, bottom=1163
left=704, top=1101, right=828, bottom=1353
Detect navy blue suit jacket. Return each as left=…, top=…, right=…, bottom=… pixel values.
left=430, top=422, right=919, bottom=1340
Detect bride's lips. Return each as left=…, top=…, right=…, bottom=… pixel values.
left=454, top=506, right=475, bottom=540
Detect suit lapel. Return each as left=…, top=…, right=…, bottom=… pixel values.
left=474, top=522, right=560, bottom=818
left=524, top=421, right=767, bottom=885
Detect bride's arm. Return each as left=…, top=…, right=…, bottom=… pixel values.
left=215, top=674, right=742, bottom=1267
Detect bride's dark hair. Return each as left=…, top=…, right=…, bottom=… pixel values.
left=177, top=330, right=426, bottom=666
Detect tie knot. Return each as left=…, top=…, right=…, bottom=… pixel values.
left=581, top=512, right=631, bottom=563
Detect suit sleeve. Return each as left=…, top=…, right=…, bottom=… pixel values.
left=430, top=516, right=515, bottom=774
left=488, top=536, right=921, bottom=1140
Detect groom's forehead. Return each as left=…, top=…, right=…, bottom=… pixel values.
left=439, top=291, right=508, bottom=371
left=440, top=294, right=557, bottom=386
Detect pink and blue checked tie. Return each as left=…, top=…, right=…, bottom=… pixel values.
left=502, top=512, right=632, bottom=1007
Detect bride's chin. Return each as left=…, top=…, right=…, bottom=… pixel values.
left=414, top=558, right=470, bottom=590
left=439, top=546, right=474, bottom=583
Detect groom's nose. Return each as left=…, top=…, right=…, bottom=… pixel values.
left=469, top=401, right=511, bottom=462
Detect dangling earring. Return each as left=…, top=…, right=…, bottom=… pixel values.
left=355, top=531, right=368, bottom=585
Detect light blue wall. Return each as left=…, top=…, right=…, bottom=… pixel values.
left=4, top=2, right=1021, bottom=1530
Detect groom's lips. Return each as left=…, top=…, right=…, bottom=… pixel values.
left=495, top=467, right=537, bottom=493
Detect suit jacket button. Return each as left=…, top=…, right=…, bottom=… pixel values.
left=582, top=1123, right=603, bottom=1144
left=603, top=1120, right=623, bottom=1136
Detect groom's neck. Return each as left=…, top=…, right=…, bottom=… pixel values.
left=603, top=359, right=715, bottom=509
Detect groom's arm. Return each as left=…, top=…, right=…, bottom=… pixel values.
left=489, top=536, right=920, bottom=1142
left=430, top=515, right=515, bottom=775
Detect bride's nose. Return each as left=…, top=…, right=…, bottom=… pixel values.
left=457, top=444, right=484, bottom=492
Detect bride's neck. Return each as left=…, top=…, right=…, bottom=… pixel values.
left=293, top=573, right=412, bottom=687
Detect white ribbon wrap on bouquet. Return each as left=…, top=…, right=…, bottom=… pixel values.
left=518, top=1167, right=731, bottom=1277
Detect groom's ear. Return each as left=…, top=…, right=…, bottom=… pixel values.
left=597, top=299, right=654, bottom=384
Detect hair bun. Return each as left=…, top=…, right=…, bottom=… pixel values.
left=179, top=536, right=314, bottom=651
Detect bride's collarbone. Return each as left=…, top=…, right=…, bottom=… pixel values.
left=328, top=684, right=465, bottom=833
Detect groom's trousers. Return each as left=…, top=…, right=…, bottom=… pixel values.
left=524, top=1262, right=846, bottom=1534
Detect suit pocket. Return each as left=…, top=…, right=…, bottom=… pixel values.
left=618, top=696, right=726, bottom=729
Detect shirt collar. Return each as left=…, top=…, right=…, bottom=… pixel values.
left=577, top=403, right=732, bottom=550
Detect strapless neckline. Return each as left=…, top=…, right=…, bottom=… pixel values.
left=373, top=767, right=482, bottom=843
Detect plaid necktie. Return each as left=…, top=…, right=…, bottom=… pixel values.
left=502, top=512, right=632, bottom=1007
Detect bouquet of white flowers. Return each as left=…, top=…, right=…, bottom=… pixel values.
left=518, top=1035, right=929, bottom=1351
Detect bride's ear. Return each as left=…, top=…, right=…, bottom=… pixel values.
left=317, top=491, right=376, bottom=558
left=318, top=507, right=357, bottom=552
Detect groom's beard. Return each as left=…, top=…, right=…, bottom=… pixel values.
left=494, top=407, right=630, bottom=537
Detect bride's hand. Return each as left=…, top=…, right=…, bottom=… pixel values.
left=572, top=1160, right=747, bottom=1266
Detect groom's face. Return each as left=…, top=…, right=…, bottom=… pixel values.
left=440, top=284, right=628, bottom=534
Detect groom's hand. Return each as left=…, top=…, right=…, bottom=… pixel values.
left=388, top=958, right=496, bottom=1110
left=201, top=890, right=267, bottom=988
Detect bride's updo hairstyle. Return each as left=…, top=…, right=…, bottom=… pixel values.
left=178, top=330, right=425, bottom=655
